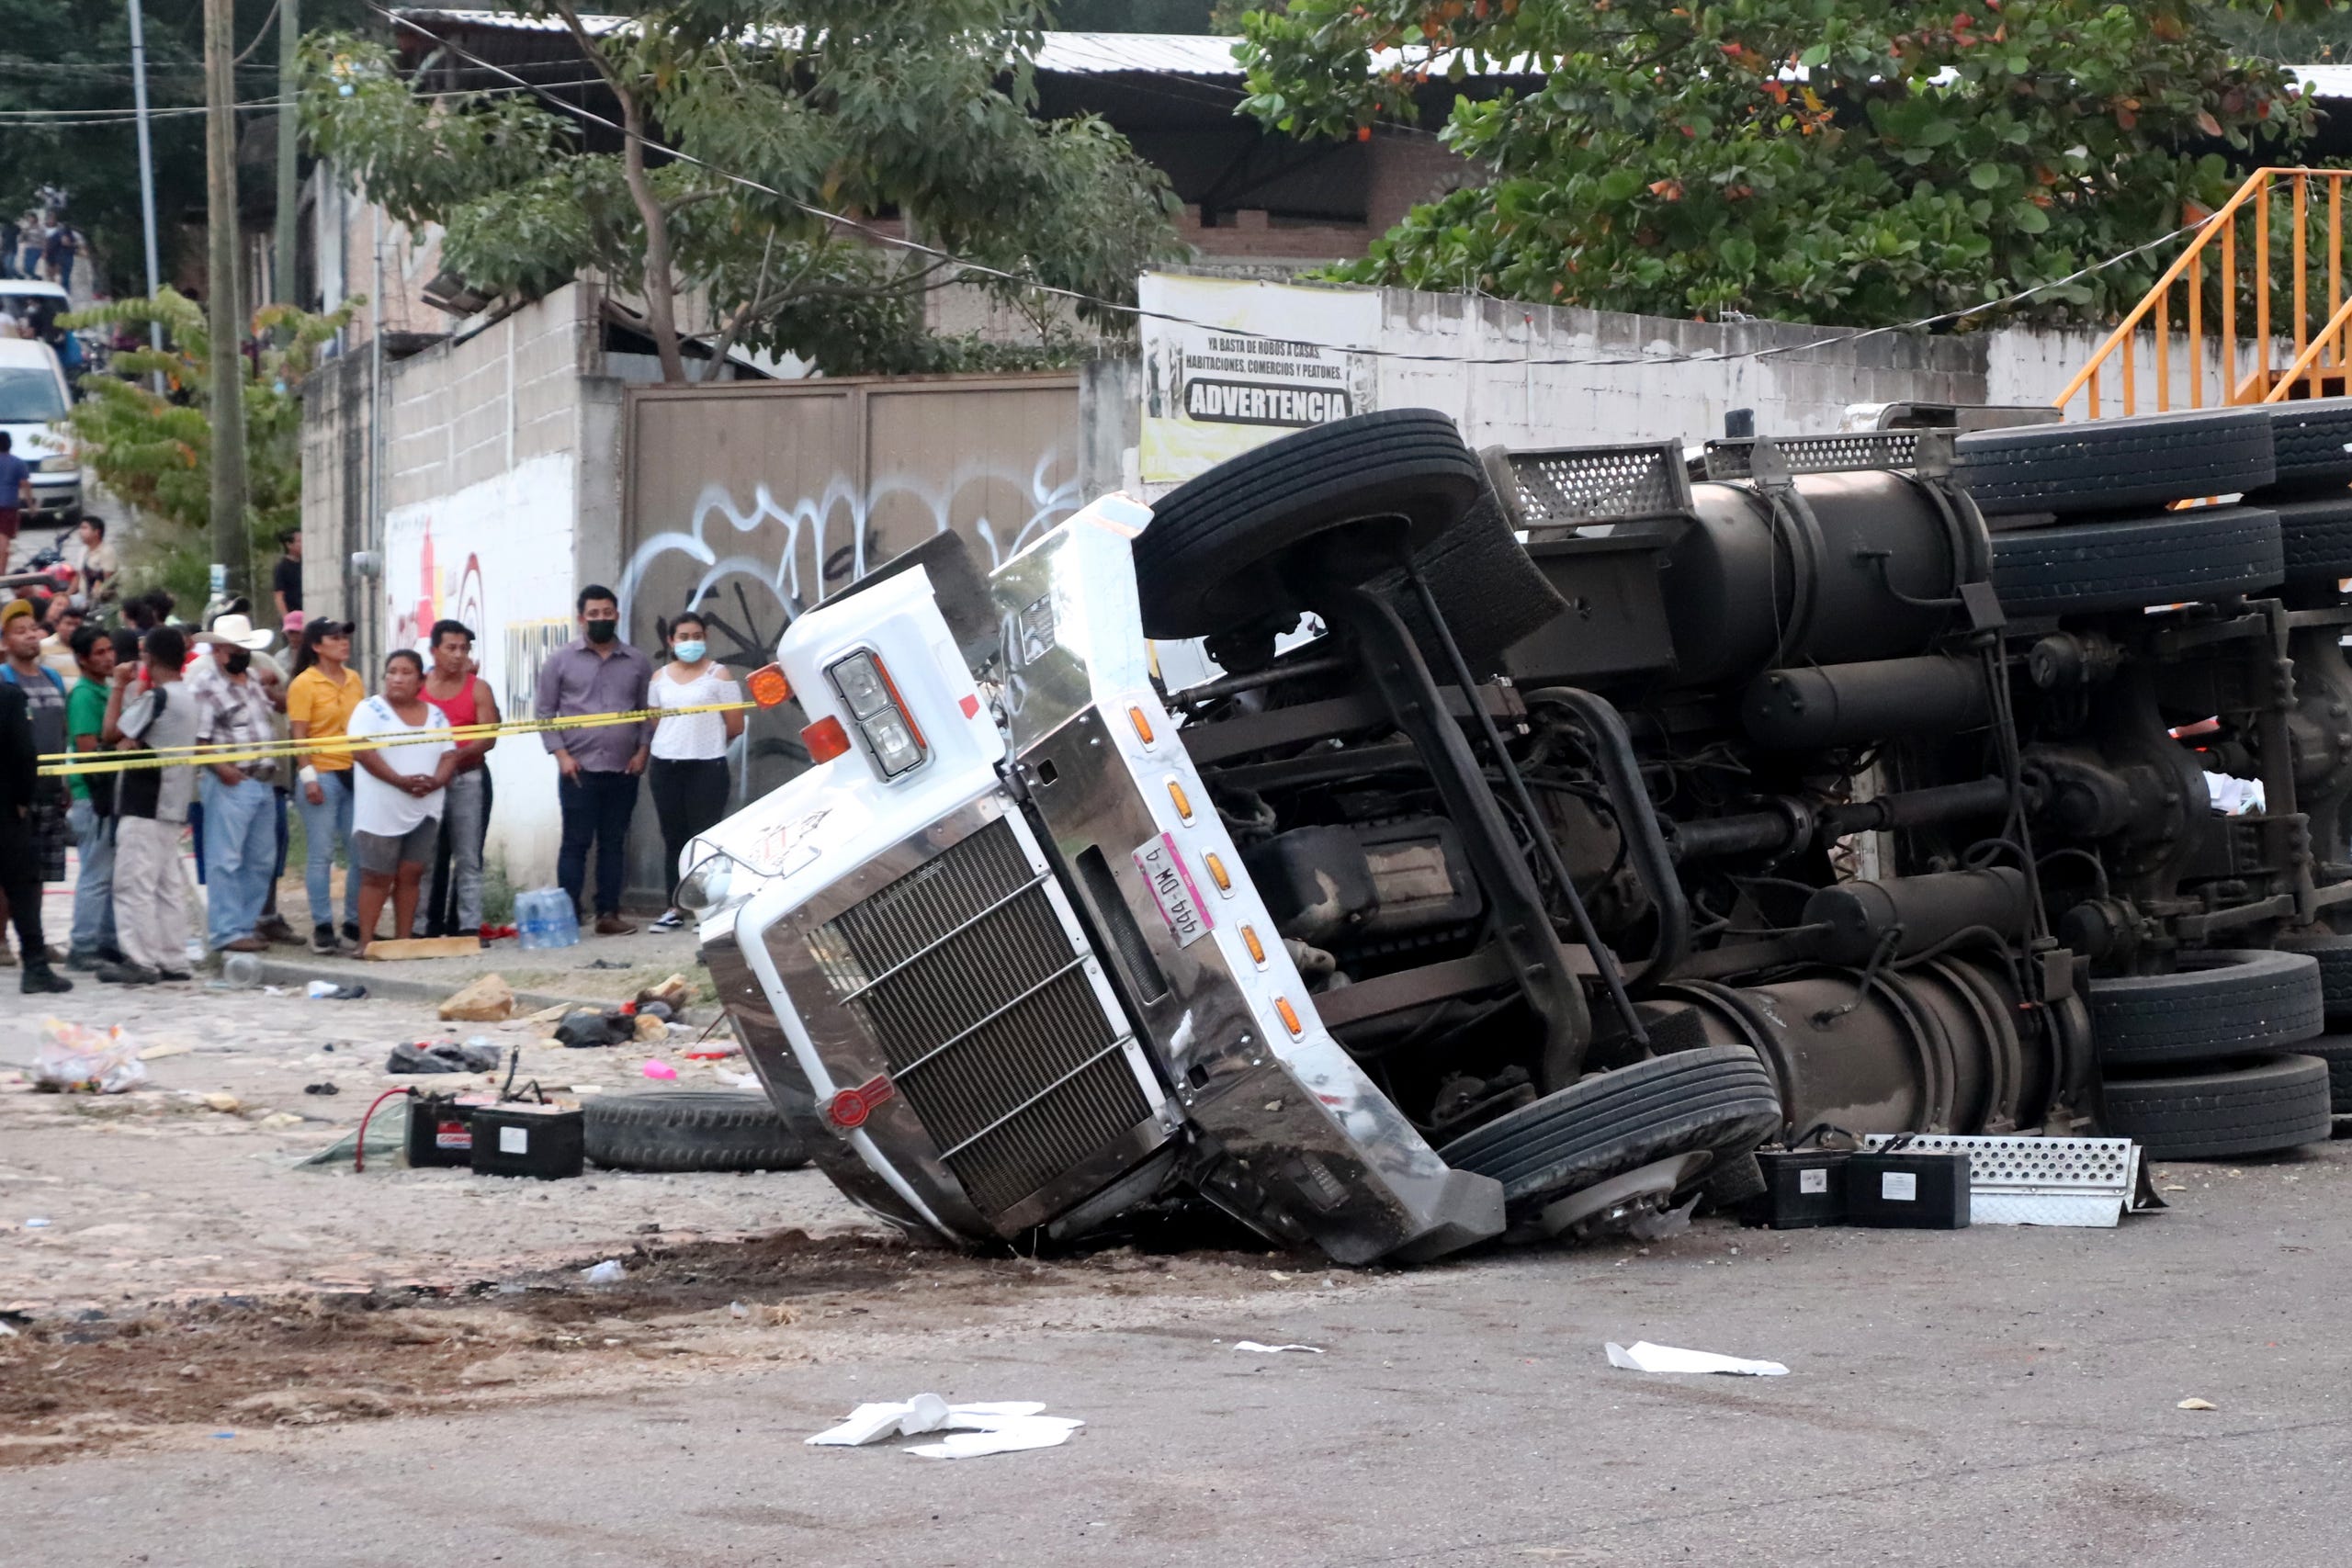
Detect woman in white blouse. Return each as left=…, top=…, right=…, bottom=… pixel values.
left=647, top=612, right=745, bottom=931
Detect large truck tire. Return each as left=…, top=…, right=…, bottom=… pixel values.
left=2086, top=949, right=2324, bottom=1066
left=1438, top=1045, right=1782, bottom=1213
left=1954, top=408, right=2275, bottom=517
left=1135, top=410, right=1483, bottom=639
left=2098, top=1054, right=2334, bottom=1159
left=1989, top=506, right=2284, bottom=615
left=2253, top=397, right=2352, bottom=495
left=583, top=1090, right=809, bottom=1173
left=2261, top=493, right=2352, bottom=584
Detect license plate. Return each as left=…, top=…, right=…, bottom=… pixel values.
left=1133, top=831, right=1214, bottom=947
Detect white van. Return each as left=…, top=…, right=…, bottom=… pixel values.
left=0, top=336, right=81, bottom=525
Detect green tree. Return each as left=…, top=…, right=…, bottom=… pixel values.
left=1240, top=0, right=2338, bottom=327
left=300, top=2, right=1187, bottom=381
left=60, top=288, right=356, bottom=607
left=0, top=0, right=367, bottom=289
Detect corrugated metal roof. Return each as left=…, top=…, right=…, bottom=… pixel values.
left=390, top=11, right=1512, bottom=78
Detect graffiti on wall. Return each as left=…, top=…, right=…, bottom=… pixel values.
left=616, top=449, right=1081, bottom=671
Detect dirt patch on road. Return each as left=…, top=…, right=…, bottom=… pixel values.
left=0, top=1227, right=1297, bottom=1466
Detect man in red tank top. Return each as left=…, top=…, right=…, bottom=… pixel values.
left=418, top=620, right=502, bottom=940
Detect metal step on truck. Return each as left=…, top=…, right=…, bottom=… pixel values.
left=680, top=402, right=2352, bottom=1265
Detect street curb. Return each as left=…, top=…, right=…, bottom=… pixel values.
left=251, top=956, right=619, bottom=1018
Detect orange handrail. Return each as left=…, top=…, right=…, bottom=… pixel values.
left=2055, top=167, right=2352, bottom=417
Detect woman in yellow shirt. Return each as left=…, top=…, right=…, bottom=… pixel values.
left=286, top=620, right=366, bottom=953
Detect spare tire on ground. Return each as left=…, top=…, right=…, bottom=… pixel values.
left=2098, top=1053, right=2334, bottom=1159
left=1954, top=407, right=2276, bottom=517
left=1989, top=506, right=2284, bottom=615
left=2086, top=948, right=2324, bottom=1066
left=583, top=1089, right=808, bottom=1173
left=1437, top=1045, right=1782, bottom=1213
left=1135, top=409, right=1483, bottom=639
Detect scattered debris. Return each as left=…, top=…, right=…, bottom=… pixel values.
left=555, top=1010, right=633, bottom=1049
left=198, top=1093, right=242, bottom=1114
left=437, top=973, right=516, bottom=1022
left=641, top=1059, right=678, bottom=1081
left=808, top=1394, right=1084, bottom=1459
left=23, top=1217, right=51, bottom=1229
left=636, top=974, right=695, bottom=1013
left=1232, top=1341, right=1324, bottom=1354
left=1604, top=1341, right=1790, bottom=1377
left=306, top=981, right=368, bottom=1000
left=585, top=959, right=629, bottom=971
left=581, top=1259, right=627, bottom=1284
left=2177, top=1397, right=2218, bottom=1411
left=34, top=1020, right=148, bottom=1095
left=256, top=1112, right=305, bottom=1131
left=365, top=937, right=485, bottom=962
left=386, top=1041, right=499, bottom=1075
left=137, top=1041, right=194, bottom=1062
left=634, top=1013, right=669, bottom=1043
left=304, top=1082, right=340, bottom=1096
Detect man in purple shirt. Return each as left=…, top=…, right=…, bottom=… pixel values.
left=535, top=583, right=652, bottom=934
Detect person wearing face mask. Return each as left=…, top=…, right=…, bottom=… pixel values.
left=645, top=612, right=745, bottom=931
left=534, top=584, right=652, bottom=935
left=188, top=619, right=281, bottom=953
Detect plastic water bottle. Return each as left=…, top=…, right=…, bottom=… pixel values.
left=515, top=889, right=580, bottom=951
left=222, top=953, right=264, bottom=987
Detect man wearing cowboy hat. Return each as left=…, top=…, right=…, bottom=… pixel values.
left=187, top=614, right=281, bottom=955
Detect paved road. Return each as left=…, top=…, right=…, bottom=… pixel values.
left=7, top=1134, right=2350, bottom=1566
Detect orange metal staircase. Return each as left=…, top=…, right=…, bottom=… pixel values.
left=2057, top=167, right=2352, bottom=418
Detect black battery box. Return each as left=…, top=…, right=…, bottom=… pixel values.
left=469, top=1101, right=585, bottom=1180
left=1846, top=1149, right=1971, bottom=1229
left=1754, top=1149, right=1850, bottom=1228
left=407, top=1092, right=494, bottom=1168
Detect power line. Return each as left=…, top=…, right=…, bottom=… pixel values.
left=371, top=3, right=2206, bottom=373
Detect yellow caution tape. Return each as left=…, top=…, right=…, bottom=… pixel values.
left=38, top=699, right=756, bottom=778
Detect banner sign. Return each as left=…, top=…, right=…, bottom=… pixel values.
left=1138, top=274, right=1380, bottom=490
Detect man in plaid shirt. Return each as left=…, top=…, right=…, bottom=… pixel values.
left=189, top=621, right=282, bottom=954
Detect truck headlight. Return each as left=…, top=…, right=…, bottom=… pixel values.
left=37, top=456, right=74, bottom=473
left=827, top=649, right=928, bottom=778
left=674, top=848, right=740, bottom=921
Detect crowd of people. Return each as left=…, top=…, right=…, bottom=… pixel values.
left=0, top=551, right=751, bottom=993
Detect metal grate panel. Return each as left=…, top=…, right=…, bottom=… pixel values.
left=1507, top=442, right=1691, bottom=527
left=1704, top=431, right=1921, bottom=480
left=812, top=818, right=1153, bottom=1222
left=1860, top=1134, right=2143, bottom=1227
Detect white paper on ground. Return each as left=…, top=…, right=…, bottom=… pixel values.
left=908, top=1417, right=1084, bottom=1460
left=1232, top=1341, right=1325, bottom=1354
left=808, top=1395, right=1074, bottom=1455
left=1605, top=1340, right=1789, bottom=1376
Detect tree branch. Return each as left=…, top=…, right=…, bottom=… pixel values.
left=550, top=0, right=687, bottom=382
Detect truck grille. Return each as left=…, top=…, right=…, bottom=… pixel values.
left=808, top=818, right=1153, bottom=1220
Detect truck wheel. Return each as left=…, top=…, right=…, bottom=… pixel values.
left=2292, top=1033, right=2352, bottom=1111
left=583, top=1089, right=809, bottom=1173
left=2087, top=949, right=2324, bottom=1066
left=1135, top=410, right=1483, bottom=638
left=2273, top=931, right=2352, bottom=1017
left=1437, top=1045, right=1782, bottom=1213
left=1954, top=407, right=2275, bottom=517
left=1989, top=506, right=2283, bottom=615
left=2264, top=493, right=2352, bottom=583
left=2099, top=1053, right=2334, bottom=1159
left=2254, top=397, right=2352, bottom=495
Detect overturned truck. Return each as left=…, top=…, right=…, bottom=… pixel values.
left=682, top=401, right=2352, bottom=1264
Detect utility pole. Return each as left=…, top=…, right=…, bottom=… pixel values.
left=203, top=0, right=250, bottom=604
left=127, top=0, right=164, bottom=391
left=274, top=0, right=300, bottom=309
